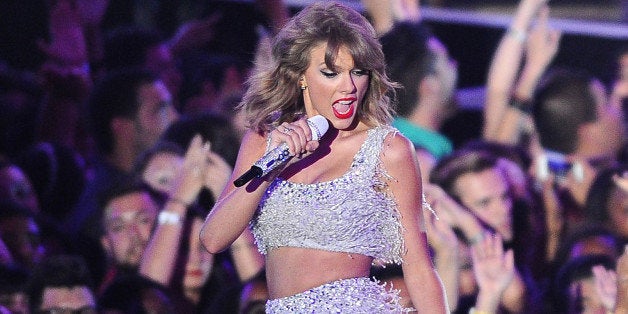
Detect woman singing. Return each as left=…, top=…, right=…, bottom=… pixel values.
left=200, top=2, right=448, bottom=312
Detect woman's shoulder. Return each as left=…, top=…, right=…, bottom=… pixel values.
left=368, top=125, right=417, bottom=167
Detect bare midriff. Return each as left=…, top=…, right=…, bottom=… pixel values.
left=265, top=247, right=373, bottom=299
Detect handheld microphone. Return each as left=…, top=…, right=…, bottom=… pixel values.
left=233, top=115, right=329, bottom=187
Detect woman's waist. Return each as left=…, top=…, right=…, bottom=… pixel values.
left=265, top=247, right=372, bottom=299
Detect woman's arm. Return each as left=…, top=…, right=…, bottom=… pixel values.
left=201, top=117, right=320, bottom=253
left=424, top=204, right=461, bottom=311
left=200, top=130, right=272, bottom=254
left=382, top=134, right=448, bottom=313
left=139, top=135, right=210, bottom=285
left=483, top=0, right=552, bottom=143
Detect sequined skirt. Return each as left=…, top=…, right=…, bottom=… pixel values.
left=265, top=277, right=415, bottom=313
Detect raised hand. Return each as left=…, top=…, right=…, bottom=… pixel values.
left=471, top=233, right=515, bottom=312
left=592, top=264, right=617, bottom=312
left=38, top=0, right=87, bottom=67
left=523, top=6, right=561, bottom=76
left=168, top=134, right=211, bottom=205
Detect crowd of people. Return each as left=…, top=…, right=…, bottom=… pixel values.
left=0, top=0, right=627, bottom=313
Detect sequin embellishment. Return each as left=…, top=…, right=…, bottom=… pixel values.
left=251, top=126, right=405, bottom=264
left=265, top=277, right=415, bottom=313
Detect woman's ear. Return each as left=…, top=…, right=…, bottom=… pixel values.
left=299, top=77, right=308, bottom=90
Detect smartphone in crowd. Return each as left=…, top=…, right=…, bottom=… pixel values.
left=536, top=150, right=584, bottom=184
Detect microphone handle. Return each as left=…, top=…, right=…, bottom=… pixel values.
left=233, top=143, right=291, bottom=187
left=233, top=166, right=263, bottom=187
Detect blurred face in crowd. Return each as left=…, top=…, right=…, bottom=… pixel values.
left=428, top=36, right=458, bottom=113
left=0, top=215, right=44, bottom=269
left=183, top=219, right=214, bottom=300
left=100, top=191, right=159, bottom=268
left=0, top=165, right=39, bottom=215
left=568, top=235, right=619, bottom=262
left=578, top=80, right=624, bottom=159
left=39, top=286, right=96, bottom=314
left=141, top=151, right=183, bottom=194
left=454, top=166, right=514, bottom=240
left=134, top=81, right=178, bottom=155
left=606, top=184, right=628, bottom=239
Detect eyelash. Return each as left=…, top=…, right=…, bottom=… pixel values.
left=320, top=69, right=369, bottom=78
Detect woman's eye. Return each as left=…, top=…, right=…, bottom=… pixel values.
left=321, top=70, right=337, bottom=78
left=352, top=69, right=369, bottom=76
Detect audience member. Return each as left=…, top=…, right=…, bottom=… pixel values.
left=35, top=0, right=101, bottom=156
left=533, top=68, right=624, bottom=165
left=64, top=68, right=178, bottom=285
left=526, top=70, right=626, bottom=277
left=482, top=0, right=560, bottom=149
left=0, top=264, right=29, bottom=314
left=615, top=245, right=628, bottom=313
left=16, top=142, right=86, bottom=226
left=137, top=135, right=261, bottom=307
left=97, top=180, right=161, bottom=293
left=0, top=161, right=70, bottom=262
left=469, top=233, right=516, bottom=314
left=101, top=25, right=183, bottom=101
left=553, top=224, right=623, bottom=273
left=0, top=161, right=40, bottom=216
left=380, top=19, right=458, bottom=179
left=551, top=254, right=617, bottom=314
left=98, top=273, right=179, bottom=314
left=25, top=254, right=97, bottom=314
left=161, top=112, right=240, bottom=168
left=160, top=112, right=241, bottom=215
left=583, top=165, right=628, bottom=242
left=429, top=149, right=540, bottom=313
left=0, top=200, right=45, bottom=271
left=137, top=135, right=216, bottom=306
left=177, top=53, right=249, bottom=115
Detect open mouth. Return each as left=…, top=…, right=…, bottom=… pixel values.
left=332, top=98, right=356, bottom=119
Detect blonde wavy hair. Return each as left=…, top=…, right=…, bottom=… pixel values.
left=239, top=1, right=397, bottom=133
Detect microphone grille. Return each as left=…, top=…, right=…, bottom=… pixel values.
left=307, top=115, right=329, bottom=141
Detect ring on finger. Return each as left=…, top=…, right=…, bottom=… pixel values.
left=282, top=126, right=294, bottom=133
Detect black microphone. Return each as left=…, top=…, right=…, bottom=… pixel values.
left=233, top=115, right=329, bottom=187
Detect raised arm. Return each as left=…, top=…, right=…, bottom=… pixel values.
left=361, top=0, right=420, bottom=36
left=383, top=134, right=448, bottom=313
left=139, top=135, right=211, bottom=285
left=483, top=0, right=557, bottom=143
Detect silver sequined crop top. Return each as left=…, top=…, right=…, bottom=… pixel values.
left=251, top=126, right=405, bottom=264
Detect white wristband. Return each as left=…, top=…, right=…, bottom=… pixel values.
left=158, top=210, right=182, bottom=225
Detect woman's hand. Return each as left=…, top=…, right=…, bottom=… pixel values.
left=169, top=134, right=211, bottom=205
left=471, top=233, right=515, bottom=313
left=267, top=117, right=320, bottom=159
